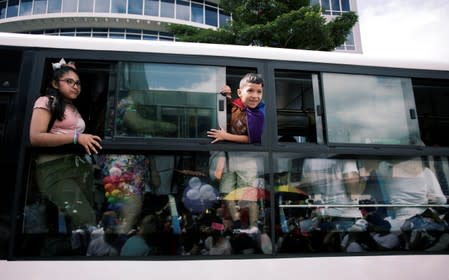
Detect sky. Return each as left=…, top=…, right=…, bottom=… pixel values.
left=356, top=0, right=449, bottom=63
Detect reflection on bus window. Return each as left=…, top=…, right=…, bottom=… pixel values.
left=322, top=73, right=422, bottom=145
left=107, top=62, right=226, bottom=138
left=275, top=70, right=317, bottom=143
left=273, top=153, right=449, bottom=254
left=20, top=151, right=271, bottom=257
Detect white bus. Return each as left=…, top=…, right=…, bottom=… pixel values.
left=1, top=32, right=448, bottom=280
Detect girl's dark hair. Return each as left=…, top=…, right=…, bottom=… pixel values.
left=45, top=65, right=79, bottom=121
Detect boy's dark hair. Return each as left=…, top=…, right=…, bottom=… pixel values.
left=240, top=73, right=264, bottom=88
left=45, top=65, right=79, bottom=123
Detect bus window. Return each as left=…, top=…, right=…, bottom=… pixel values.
left=273, top=153, right=449, bottom=254
left=322, top=73, right=422, bottom=145
left=107, top=62, right=226, bottom=139
left=275, top=70, right=317, bottom=143
left=19, top=150, right=271, bottom=257
left=413, top=78, right=449, bottom=147
left=0, top=50, right=21, bottom=91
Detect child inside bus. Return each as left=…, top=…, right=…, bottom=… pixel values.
left=207, top=73, right=265, bottom=233
left=29, top=59, right=102, bottom=230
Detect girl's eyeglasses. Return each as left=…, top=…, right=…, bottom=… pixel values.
left=59, top=78, right=81, bottom=87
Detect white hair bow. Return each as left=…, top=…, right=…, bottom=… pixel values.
left=52, top=58, right=67, bottom=70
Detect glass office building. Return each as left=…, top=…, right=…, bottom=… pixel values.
left=0, top=0, right=361, bottom=52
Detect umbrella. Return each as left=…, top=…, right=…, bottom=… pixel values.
left=276, top=184, right=309, bottom=201
left=275, top=184, right=306, bottom=194
left=223, top=186, right=269, bottom=201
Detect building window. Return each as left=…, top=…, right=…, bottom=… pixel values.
left=205, top=5, right=217, bottom=26
left=128, top=0, right=143, bottom=15
left=33, top=0, right=47, bottom=15
left=62, top=0, right=77, bottom=12
left=219, top=11, right=230, bottom=28
left=6, top=0, right=18, bottom=17
left=111, top=0, right=126, bottom=13
left=95, top=0, right=110, bottom=13
left=92, top=28, right=109, bottom=37
left=76, top=27, right=92, bottom=37
left=341, top=0, right=350, bottom=11
left=144, top=0, right=159, bottom=16
left=126, top=28, right=142, bottom=40
left=79, top=0, right=94, bottom=12
left=191, top=1, right=203, bottom=23
left=47, top=0, right=62, bottom=13
left=161, top=0, right=174, bottom=18
left=176, top=0, right=189, bottom=21
left=0, top=1, right=6, bottom=19
left=19, top=0, right=33, bottom=16
left=60, top=28, right=75, bottom=36
left=143, top=30, right=158, bottom=40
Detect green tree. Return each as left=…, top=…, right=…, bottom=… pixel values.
left=167, top=0, right=358, bottom=51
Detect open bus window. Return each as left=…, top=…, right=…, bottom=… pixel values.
left=275, top=70, right=317, bottom=143
left=106, top=62, right=226, bottom=139
left=413, top=78, right=449, bottom=146
left=0, top=50, right=21, bottom=91
left=322, top=73, right=422, bottom=145
left=39, top=59, right=111, bottom=138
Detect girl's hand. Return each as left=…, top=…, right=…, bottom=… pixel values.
left=78, top=133, right=102, bottom=155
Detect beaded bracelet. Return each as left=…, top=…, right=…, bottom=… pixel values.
left=73, top=131, right=78, bottom=145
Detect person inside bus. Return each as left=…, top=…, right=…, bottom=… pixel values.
left=86, top=211, right=124, bottom=256
left=375, top=158, right=447, bottom=232
left=29, top=59, right=102, bottom=230
left=120, top=214, right=162, bottom=256
left=301, top=158, right=364, bottom=233
left=207, top=73, right=265, bottom=233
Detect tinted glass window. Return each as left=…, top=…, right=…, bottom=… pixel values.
left=273, top=153, right=449, bottom=254
left=95, top=0, right=110, bottom=13
left=79, top=0, right=93, bottom=12
left=205, top=6, right=217, bottom=26
left=21, top=150, right=270, bottom=257
left=144, top=0, right=159, bottom=16
left=111, top=0, right=126, bottom=13
left=128, top=0, right=143, bottom=15
left=176, top=0, right=189, bottom=20
left=322, top=73, right=421, bottom=145
left=105, top=62, right=225, bottom=139
left=33, top=0, right=47, bottom=14
left=161, top=0, right=174, bottom=18
left=62, top=0, right=77, bottom=12
left=47, top=0, right=62, bottom=13
left=191, top=2, right=203, bottom=23
left=19, top=0, right=33, bottom=16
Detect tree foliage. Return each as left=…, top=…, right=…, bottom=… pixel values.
left=167, top=0, right=358, bottom=51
